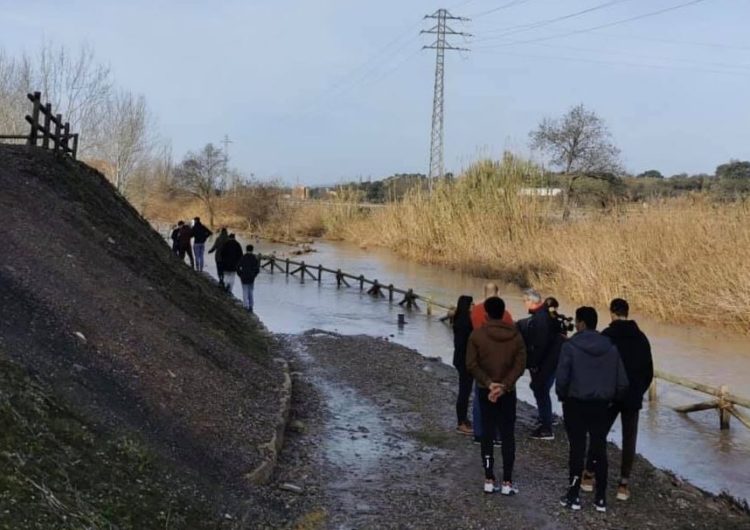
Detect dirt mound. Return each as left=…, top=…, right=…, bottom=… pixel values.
left=0, top=145, right=284, bottom=525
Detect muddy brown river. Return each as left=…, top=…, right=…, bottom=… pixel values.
left=198, top=238, right=750, bottom=503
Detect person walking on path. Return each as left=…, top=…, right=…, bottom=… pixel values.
left=556, top=306, right=629, bottom=513
left=176, top=221, right=194, bottom=269
left=581, top=298, right=653, bottom=502
left=220, top=234, right=243, bottom=293
left=170, top=223, right=180, bottom=255
left=452, top=295, right=474, bottom=436
left=191, top=217, right=213, bottom=273
left=470, top=283, right=514, bottom=444
left=237, top=245, right=261, bottom=312
left=517, top=289, right=560, bottom=441
left=208, top=228, right=229, bottom=287
left=466, top=297, right=526, bottom=496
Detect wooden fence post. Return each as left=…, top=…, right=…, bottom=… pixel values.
left=719, top=385, right=731, bottom=430
left=336, top=269, right=342, bottom=287
left=359, top=275, right=364, bottom=291
left=285, top=259, right=290, bottom=275
left=27, top=92, right=41, bottom=146
left=42, top=103, right=52, bottom=148
left=62, top=122, right=71, bottom=153
left=72, top=134, right=79, bottom=159
left=53, top=114, right=62, bottom=152
left=317, top=265, right=322, bottom=283
left=427, top=297, right=433, bottom=316
left=388, top=284, right=394, bottom=302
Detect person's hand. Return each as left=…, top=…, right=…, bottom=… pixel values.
left=488, top=382, right=505, bottom=402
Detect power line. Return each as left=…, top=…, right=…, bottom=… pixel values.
left=422, top=9, right=471, bottom=190
left=472, top=0, right=634, bottom=38
left=470, top=0, right=536, bottom=19
left=478, top=0, right=713, bottom=47
left=471, top=48, right=750, bottom=77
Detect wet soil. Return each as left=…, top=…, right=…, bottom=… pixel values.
left=250, top=330, right=750, bottom=529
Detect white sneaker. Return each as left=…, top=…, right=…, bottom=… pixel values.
left=484, top=480, right=499, bottom=494
left=501, top=482, right=518, bottom=496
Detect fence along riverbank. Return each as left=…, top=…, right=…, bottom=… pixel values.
left=257, top=252, right=750, bottom=432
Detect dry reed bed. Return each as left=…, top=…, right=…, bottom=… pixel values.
left=333, top=159, right=750, bottom=333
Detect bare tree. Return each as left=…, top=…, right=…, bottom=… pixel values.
left=173, top=144, right=226, bottom=229
left=530, top=104, right=621, bottom=219
left=100, top=90, right=153, bottom=192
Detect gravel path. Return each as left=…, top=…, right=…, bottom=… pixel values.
left=245, top=330, right=750, bottom=529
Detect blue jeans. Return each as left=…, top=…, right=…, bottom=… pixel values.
left=242, top=282, right=254, bottom=311
left=194, top=243, right=206, bottom=271
left=532, top=372, right=555, bottom=431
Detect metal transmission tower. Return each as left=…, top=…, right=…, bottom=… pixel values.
left=422, top=9, right=470, bottom=191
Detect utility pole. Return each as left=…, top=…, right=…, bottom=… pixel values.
left=221, top=134, right=232, bottom=169
left=422, top=9, right=470, bottom=193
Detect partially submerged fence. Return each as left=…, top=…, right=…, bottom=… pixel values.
left=257, top=252, right=750, bottom=431
left=0, top=92, right=79, bottom=158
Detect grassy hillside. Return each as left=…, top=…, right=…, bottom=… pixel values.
left=0, top=144, right=284, bottom=527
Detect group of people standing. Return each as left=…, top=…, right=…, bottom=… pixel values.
left=452, top=285, right=653, bottom=513
left=169, top=218, right=261, bottom=313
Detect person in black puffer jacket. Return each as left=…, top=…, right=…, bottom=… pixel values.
left=583, top=298, right=653, bottom=502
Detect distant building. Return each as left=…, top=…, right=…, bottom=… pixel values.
left=519, top=187, right=562, bottom=197
left=292, top=185, right=309, bottom=200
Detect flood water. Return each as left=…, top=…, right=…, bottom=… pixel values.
left=199, top=237, right=750, bottom=502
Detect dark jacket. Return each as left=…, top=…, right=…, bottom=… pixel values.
left=466, top=320, right=527, bottom=390
left=208, top=232, right=229, bottom=261
left=602, top=320, right=653, bottom=410
left=221, top=239, right=243, bottom=272
left=556, top=329, right=629, bottom=402
left=192, top=222, right=213, bottom=244
left=237, top=253, right=260, bottom=284
left=517, top=305, right=557, bottom=370
left=452, top=316, right=473, bottom=371
left=176, top=225, right=193, bottom=250
left=170, top=227, right=180, bottom=250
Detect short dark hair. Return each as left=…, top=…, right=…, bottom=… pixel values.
left=575, top=306, right=598, bottom=330
left=194, top=216, right=200, bottom=222
left=177, top=220, right=184, bottom=226
left=610, top=298, right=629, bottom=317
left=229, top=233, right=236, bottom=239
left=484, top=297, right=506, bottom=320
left=246, top=244, right=254, bottom=252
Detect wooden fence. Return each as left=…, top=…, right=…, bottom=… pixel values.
left=0, top=92, right=79, bottom=158
left=258, top=252, right=750, bottom=431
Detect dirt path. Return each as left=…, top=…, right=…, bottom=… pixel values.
left=244, top=330, right=750, bottom=529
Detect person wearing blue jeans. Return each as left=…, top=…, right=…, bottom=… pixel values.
left=190, top=217, right=212, bottom=273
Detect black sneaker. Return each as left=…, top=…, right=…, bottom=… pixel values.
left=530, top=426, right=555, bottom=440
left=594, top=497, right=607, bottom=513
left=560, top=493, right=582, bottom=511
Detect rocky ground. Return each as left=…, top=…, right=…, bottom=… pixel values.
left=246, top=330, right=750, bottom=529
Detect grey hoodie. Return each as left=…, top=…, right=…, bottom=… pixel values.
left=556, top=329, right=629, bottom=402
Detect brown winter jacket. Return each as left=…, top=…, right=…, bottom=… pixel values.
left=466, top=320, right=527, bottom=391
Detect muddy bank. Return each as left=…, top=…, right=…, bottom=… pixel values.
left=249, top=330, right=750, bottom=529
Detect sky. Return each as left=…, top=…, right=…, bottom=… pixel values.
left=1, top=0, right=749, bottom=185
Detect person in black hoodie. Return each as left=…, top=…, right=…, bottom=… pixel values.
left=191, top=217, right=213, bottom=273
left=452, top=295, right=474, bottom=436
left=556, top=306, right=628, bottom=513
left=582, top=298, right=653, bottom=502
left=220, top=234, right=243, bottom=292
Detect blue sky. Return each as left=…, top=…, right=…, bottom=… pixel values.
left=1, top=0, right=749, bottom=184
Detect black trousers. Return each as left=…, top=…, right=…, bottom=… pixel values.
left=178, top=246, right=194, bottom=269
left=586, top=404, right=640, bottom=479
left=216, top=260, right=225, bottom=284
left=478, top=388, right=517, bottom=482
left=563, top=400, right=609, bottom=498
left=455, top=365, right=473, bottom=425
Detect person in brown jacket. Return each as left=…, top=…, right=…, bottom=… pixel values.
left=467, top=296, right=527, bottom=496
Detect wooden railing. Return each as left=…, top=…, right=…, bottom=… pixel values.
left=0, top=92, right=79, bottom=158
left=257, top=253, right=750, bottom=431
